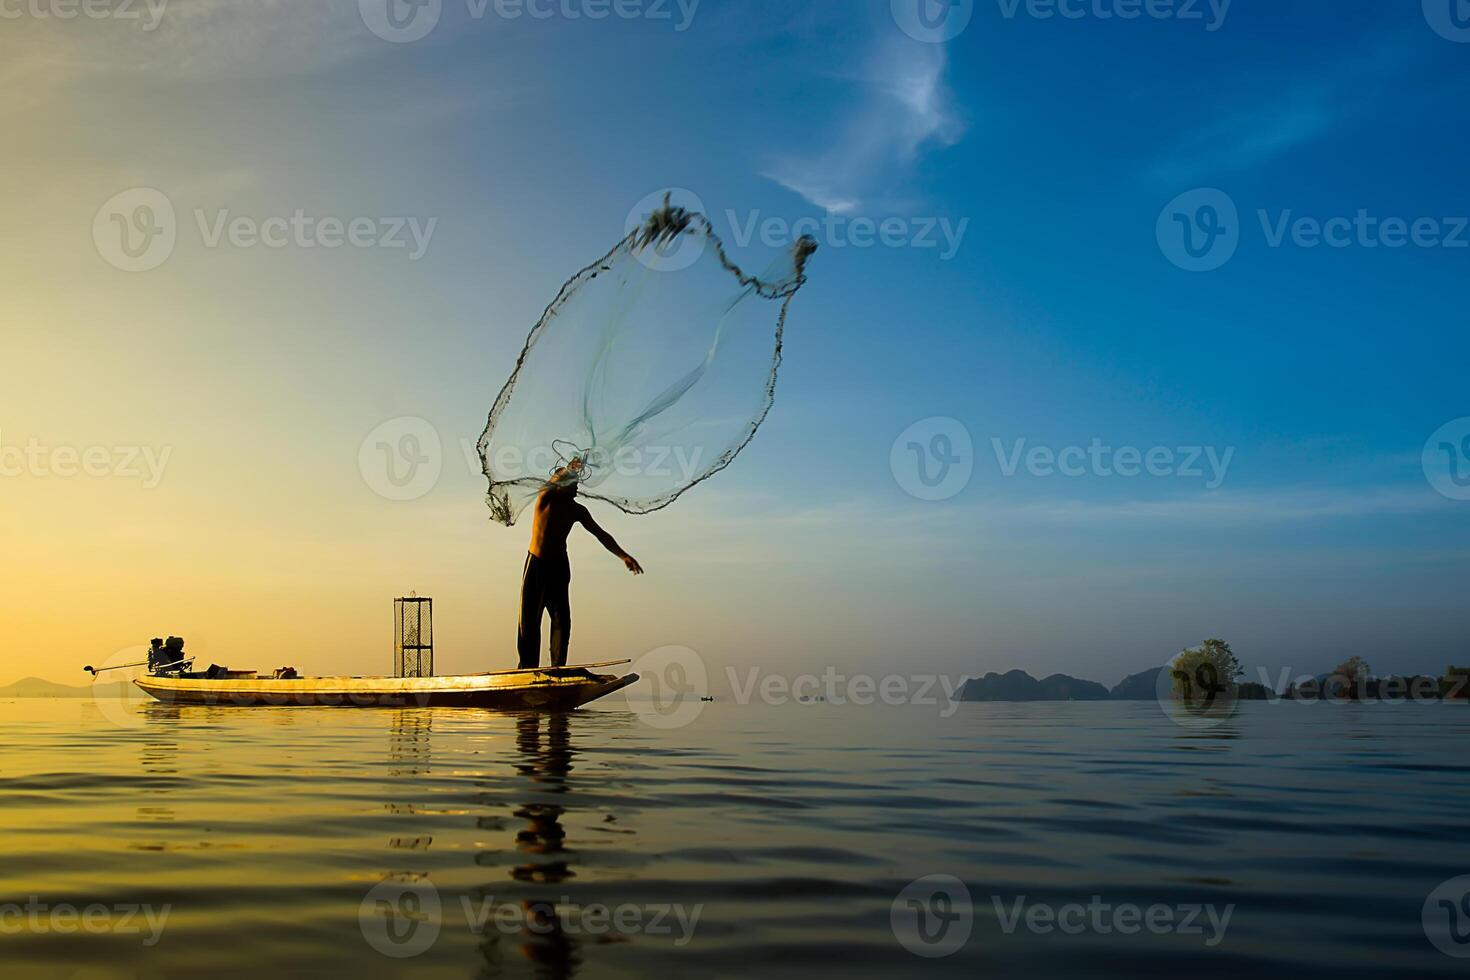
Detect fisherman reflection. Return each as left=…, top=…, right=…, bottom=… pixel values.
left=479, top=712, right=581, bottom=979
left=512, top=712, right=573, bottom=881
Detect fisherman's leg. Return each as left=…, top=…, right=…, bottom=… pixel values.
left=547, top=563, right=571, bottom=668
left=517, top=554, right=546, bottom=669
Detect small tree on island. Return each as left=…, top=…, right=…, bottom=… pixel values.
left=1169, top=638, right=1243, bottom=703
left=1325, top=656, right=1371, bottom=699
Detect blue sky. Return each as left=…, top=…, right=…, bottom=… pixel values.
left=4, top=0, right=1468, bottom=685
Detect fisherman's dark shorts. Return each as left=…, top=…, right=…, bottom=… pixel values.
left=518, top=553, right=571, bottom=668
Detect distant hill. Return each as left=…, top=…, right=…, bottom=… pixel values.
left=960, top=663, right=1465, bottom=703
left=959, top=670, right=1110, bottom=702
left=1110, top=667, right=1163, bottom=700
left=0, top=677, right=135, bottom=698
left=1039, top=673, right=1111, bottom=700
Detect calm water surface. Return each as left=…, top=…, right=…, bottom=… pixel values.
left=2, top=697, right=1468, bottom=979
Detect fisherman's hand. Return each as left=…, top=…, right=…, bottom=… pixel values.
left=623, top=555, right=644, bottom=575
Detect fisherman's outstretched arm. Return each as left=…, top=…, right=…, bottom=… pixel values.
left=577, top=507, right=644, bottom=574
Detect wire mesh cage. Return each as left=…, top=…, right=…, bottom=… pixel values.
left=394, top=597, right=434, bottom=678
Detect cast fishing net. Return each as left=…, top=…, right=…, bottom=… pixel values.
left=478, top=199, right=818, bottom=526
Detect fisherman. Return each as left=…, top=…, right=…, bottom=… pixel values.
left=519, top=457, right=642, bottom=668
left=146, top=636, right=189, bottom=674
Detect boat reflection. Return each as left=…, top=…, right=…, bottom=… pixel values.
left=138, top=702, right=183, bottom=826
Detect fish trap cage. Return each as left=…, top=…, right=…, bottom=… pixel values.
left=394, top=597, right=434, bottom=678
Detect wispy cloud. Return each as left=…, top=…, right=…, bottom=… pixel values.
left=990, top=485, right=1446, bottom=526
left=1149, top=33, right=1421, bottom=184
left=763, top=33, right=963, bottom=214
left=1149, top=84, right=1345, bottom=184
left=694, top=482, right=1447, bottom=540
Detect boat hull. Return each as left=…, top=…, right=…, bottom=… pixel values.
left=134, top=666, right=639, bottom=711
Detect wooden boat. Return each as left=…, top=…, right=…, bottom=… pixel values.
left=133, top=660, right=640, bottom=710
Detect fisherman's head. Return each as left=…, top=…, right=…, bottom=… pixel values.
left=547, top=456, right=583, bottom=496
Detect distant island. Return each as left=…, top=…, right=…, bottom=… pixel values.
left=959, top=642, right=1470, bottom=703
left=0, top=677, right=136, bottom=699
